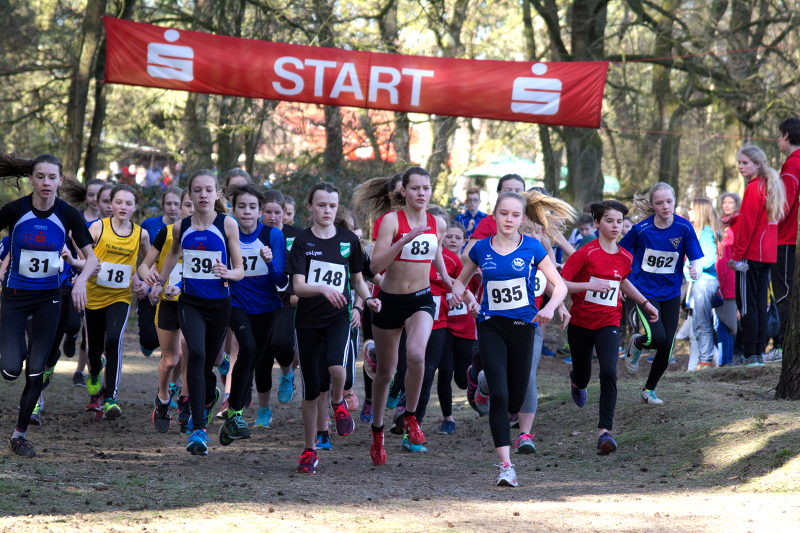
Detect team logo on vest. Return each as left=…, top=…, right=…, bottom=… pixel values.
left=669, top=237, right=682, bottom=249
left=511, top=257, right=526, bottom=272
left=286, top=237, right=295, bottom=251
left=340, top=242, right=351, bottom=258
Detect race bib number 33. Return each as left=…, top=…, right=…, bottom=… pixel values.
left=641, top=248, right=678, bottom=274
left=308, top=259, right=346, bottom=292
left=183, top=249, right=222, bottom=280
left=486, top=278, right=527, bottom=311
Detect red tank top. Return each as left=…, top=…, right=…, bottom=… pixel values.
left=391, top=210, right=438, bottom=263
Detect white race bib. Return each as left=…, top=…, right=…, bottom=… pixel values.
left=97, top=262, right=132, bottom=289
left=168, top=262, right=182, bottom=286
left=183, top=249, right=222, bottom=280
left=584, top=277, right=621, bottom=307
left=18, top=249, right=61, bottom=278
left=242, top=253, right=268, bottom=277
left=399, top=233, right=437, bottom=261
left=641, top=248, right=678, bottom=274
left=486, top=278, right=527, bottom=311
left=434, top=295, right=443, bottom=320
left=533, top=269, right=547, bottom=297
left=447, top=293, right=468, bottom=316
left=307, top=259, right=346, bottom=292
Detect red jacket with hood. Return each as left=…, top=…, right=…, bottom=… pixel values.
left=731, top=176, right=777, bottom=263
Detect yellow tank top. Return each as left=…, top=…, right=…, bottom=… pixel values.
left=87, top=217, right=142, bottom=309
left=155, top=223, right=182, bottom=302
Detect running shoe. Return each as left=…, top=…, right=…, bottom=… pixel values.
left=140, top=345, right=154, bottom=357
left=344, top=389, right=360, bottom=411
left=333, top=401, right=356, bottom=436
left=514, top=433, right=536, bottom=455
left=695, top=362, right=714, bottom=370
left=370, top=429, right=386, bottom=466
left=571, top=380, right=587, bottom=408
left=597, top=432, right=618, bottom=455
left=640, top=389, right=664, bottom=405
left=557, top=343, right=571, bottom=355
left=29, top=400, right=44, bottom=426
left=437, top=420, right=456, bottom=435
left=63, top=334, right=77, bottom=358
left=219, top=412, right=251, bottom=445
left=296, top=449, right=319, bottom=474
left=359, top=400, right=373, bottom=424
left=72, top=371, right=86, bottom=388
left=363, top=340, right=377, bottom=379
left=86, top=373, right=102, bottom=396
left=9, top=436, right=36, bottom=458
left=618, top=345, right=627, bottom=358
left=102, top=398, right=122, bottom=420
left=403, top=415, right=426, bottom=445
left=646, top=355, right=655, bottom=363
left=466, top=365, right=479, bottom=412
left=315, top=432, right=333, bottom=450
left=42, top=366, right=56, bottom=390
left=86, top=394, right=103, bottom=413
left=509, top=414, right=519, bottom=429
left=475, top=371, right=490, bottom=417
left=744, top=355, right=760, bottom=367
left=168, top=383, right=182, bottom=409
left=178, top=397, right=192, bottom=434
left=215, top=397, right=230, bottom=419
left=755, top=353, right=766, bottom=366
left=204, top=386, right=221, bottom=427
left=152, top=396, right=171, bottom=433
left=277, top=371, right=295, bottom=404
left=389, top=406, right=406, bottom=435
left=186, top=429, right=209, bottom=455
left=764, top=348, right=783, bottom=363
left=386, top=385, right=401, bottom=410
left=625, top=334, right=643, bottom=375
left=562, top=356, right=572, bottom=364
left=496, top=462, right=519, bottom=487
left=541, top=345, right=556, bottom=357
left=217, top=353, right=230, bottom=376
left=254, top=407, right=273, bottom=428
left=401, top=434, right=428, bottom=453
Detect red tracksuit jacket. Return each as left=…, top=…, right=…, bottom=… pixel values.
left=731, top=176, right=777, bottom=263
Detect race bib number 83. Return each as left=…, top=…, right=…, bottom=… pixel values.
left=641, top=248, right=678, bottom=274
left=400, top=234, right=437, bottom=261
left=486, top=278, right=527, bottom=311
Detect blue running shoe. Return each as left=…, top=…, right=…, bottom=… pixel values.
left=277, top=371, right=295, bottom=404
left=140, top=345, right=154, bottom=357
left=597, top=432, right=618, bottom=455
left=186, top=429, right=209, bottom=455
left=541, top=345, right=556, bottom=357
left=254, top=407, right=273, bottom=428
left=437, top=420, right=456, bottom=435
left=625, top=334, right=643, bottom=375
left=102, top=398, right=122, bottom=420
left=168, top=383, right=181, bottom=410
left=401, top=434, right=427, bottom=453
left=571, top=380, right=587, bottom=407
left=562, top=356, right=572, bottom=364
left=359, top=400, right=373, bottom=424
left=217, top=353, right=230, bottom=376
left=315, top=432, right=333, bottom=450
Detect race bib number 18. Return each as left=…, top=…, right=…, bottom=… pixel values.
left=97, top=262, right=132, bottom=289
left=641, top=248, right=678, bottom=274
left=486, top=278, right=527, bottom=311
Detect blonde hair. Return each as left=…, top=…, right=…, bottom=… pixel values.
left=632, top=182, right=675, bottom=217
left=495, top=191, right=576, bottom=243
left=690, top=197, right=723, bottom=255
left=738, top=144, right=786, bottom=223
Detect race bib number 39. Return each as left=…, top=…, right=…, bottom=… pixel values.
left=18, top=249, right=61, bottom=278
left=399, top=234, right=437, bottom=261
left=486, top=278, right=527, bottom=311
left=97, top=262, right=132, bottom=289
left=584, top=277, right=621, bottom=307
left=641, top=248, right=679, bottom=274
left=183, top=249, right=222, bottom=280
left=307, top=259, right=346, bottom=292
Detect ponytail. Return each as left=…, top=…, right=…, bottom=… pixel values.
left=353, top=174, right=403, bottom=224
left=738, top=144, right=786, bottom=223
left=633, top=182, right=675, bottom=217
left=522, top=190, right=576, bottom=242
left=0, top=151, right=33, bottom=179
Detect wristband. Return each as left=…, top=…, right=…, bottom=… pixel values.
left=640, top=299, right=649, bottom=307
left=365, top=296, right=374, bottom=304
left=353, top=306, right=363, bottom=314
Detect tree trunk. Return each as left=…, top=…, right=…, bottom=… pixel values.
left=393, top=112, right=411, bottom=164
left=64, top=0, right=106, bottom=178
left=776, top=242, right=800, bottom=399
left=427, top=115, right=457, bottom=186
left=540, top=125, right=561, bottom=196
left=323, top=105, right=344, bottom=177
left=182, top=92, right=213, bottom=172
left=566, top=127, right=603, bottom=204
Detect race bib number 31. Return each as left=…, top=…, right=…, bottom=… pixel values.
left=486, top=278, right=527, bottom=311
left=641, top=248, right=678, bottom=274
left=400, top=234, right=437, bottom=261
left=584, top=277, right=621, bottom=307
left=183, top=249, right=222, bottom=280
left=97, top=262, right=132, bottom=289
left=18, top=249, right=61, bottom=278
left=308, top=259, right=346, bottom=292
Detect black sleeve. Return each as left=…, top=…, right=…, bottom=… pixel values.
left=153, top=226, right=168, bottom=252
left=64, top=204, right=93, bottom=248
left=285, top=236, right=305, bottom=276
left=0, top=198, right=23, bottom=233
left=348, top=234, right=363, bottom=274
left=362, top=251, right=375, bottom=279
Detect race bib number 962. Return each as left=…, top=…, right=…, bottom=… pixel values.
left=641, top=248, right=678, bottom=274
left=486, top=278, right=527, bottom=311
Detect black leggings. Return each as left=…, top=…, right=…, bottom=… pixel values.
left=137, top=296, right=159, bottom=351
left=437, top=335, right=474, bottom=418
left=0, top=288, right=61, bottom=432
left=85, top=301, right=130, bottom=401
left=229, top=307, right=274, bottom=412
left=344, top=326, right=359, bottom=391
left=737, top=260, right=771, bottom=355
left=415, top=328, right=452, bottom=422
left=634, top=296, right=681, bottom=391
left=178, top=294, right=231, bottom=430
left=45, top=286, right=76, bottom=369
left=296, top=318, right=350, bottom=401
left=255, top=306, right=295, bottom=393
left=568, top=324, right=619, bottom=430
left=478, top=317, right=535, bottom=448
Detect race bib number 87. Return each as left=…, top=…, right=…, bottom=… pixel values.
left=486, top=278, right=527, bottom=311
left=641, top=248, right=678, bottom=274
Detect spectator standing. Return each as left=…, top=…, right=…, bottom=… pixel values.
left=455, top=188, right=487, bottom=240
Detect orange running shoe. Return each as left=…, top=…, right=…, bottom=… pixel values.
left=370, top=429, right=386, bottom=466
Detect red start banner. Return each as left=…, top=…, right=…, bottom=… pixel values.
left=104, top=17, right=609, bottom=129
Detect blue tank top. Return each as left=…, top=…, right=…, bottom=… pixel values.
left=230, top=223, right=287, bottom=314
left=178, top=213, right=230, bottom=300
left=141, top=216, right=167, bottom=245
left=468, top=234, right=548, bottom=324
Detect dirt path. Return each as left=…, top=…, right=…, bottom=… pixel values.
left=1, top=328, right=799, bottom=532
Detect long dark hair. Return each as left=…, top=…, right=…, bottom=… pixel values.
left=352, top=167, right=430, bottom=223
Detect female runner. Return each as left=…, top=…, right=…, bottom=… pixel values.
left=354, top=167, right=451, bottom=465
left=562, top=201, right=657, bottom=454
left=286, top=183, right=380, bottom=473
left=154, top=170, right=244, bottom=455
left=621, top=182, right=703, bottom=403
left=0, top=153, right=98, bottom=457
left=451, top=190, right=572, bottom=487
